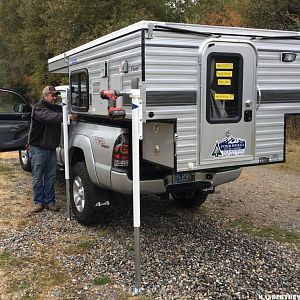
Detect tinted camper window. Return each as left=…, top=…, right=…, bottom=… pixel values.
left=206, top=54, right=243, bottom=124
left=70, top=70, right=89, bottom=112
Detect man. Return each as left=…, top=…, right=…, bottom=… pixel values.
left=28, top=85, right=76, bottom=213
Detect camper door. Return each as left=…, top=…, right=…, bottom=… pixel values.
left=199, top=41, right=257, bottom=168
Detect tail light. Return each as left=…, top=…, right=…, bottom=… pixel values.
left=113, top=133, right=129, bottom=167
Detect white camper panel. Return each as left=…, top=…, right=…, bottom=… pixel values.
left=48, top=21, right=300, bottom=173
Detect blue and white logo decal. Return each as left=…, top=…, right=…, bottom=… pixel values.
left=211, top=135, right=246, bottom=158
left=70, top=57, right=77, bottom=65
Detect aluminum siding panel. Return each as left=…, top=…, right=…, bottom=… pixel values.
left=66, top=27, right=300, bottom=172
left=68, top=31, right=143, bottom=116
left=144, top=33, right=200, bottom=171
left=143, top=30, right=300, bottom=171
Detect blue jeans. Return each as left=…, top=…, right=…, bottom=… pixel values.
left=29, top=145, right=57, bottom=205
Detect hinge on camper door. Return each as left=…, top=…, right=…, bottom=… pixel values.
left=146, top=23, right=154, bottom=39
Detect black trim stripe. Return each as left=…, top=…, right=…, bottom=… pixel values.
left=124, top=89, right=300, bottom=106
left=146, top=91, right=197, bottom=106
left=145, top=43, right=199, bottom=49
left=141, top=30, right=145, bottom=82
left=261, top=90, right=300, bottom=103
left=123, top=91, right=197, bottom=106
left=154, top=25, right=300, bottom=40
left=257, top=48, right=300, bottom=53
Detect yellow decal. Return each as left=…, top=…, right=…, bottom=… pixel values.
left=216, top=71, right=232, bottom=77
left=218, top=79, right=231, bottom=86
left=214, top=93, right=235, bottom=100
left=216, top=63, right=234, bottom=69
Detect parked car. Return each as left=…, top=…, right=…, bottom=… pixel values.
left=0, top=87, right=32, bottom=171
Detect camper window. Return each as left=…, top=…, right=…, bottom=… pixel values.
left=206, top=53, right=243, bottom=124
left=70, top=69, right=89, bottom=112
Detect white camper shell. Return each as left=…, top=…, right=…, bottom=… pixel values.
left=49, top=21, right=300, bottom=173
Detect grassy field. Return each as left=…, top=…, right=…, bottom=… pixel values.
left=276, top=116, right=300, bottom=173
left=280, top=139, right=300, bottom=173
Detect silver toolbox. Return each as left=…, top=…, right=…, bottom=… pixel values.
left=142, top=121, right=175, bottom=169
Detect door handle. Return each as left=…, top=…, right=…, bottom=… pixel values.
left=245, top=99, right=253, bottom=107
left=10, top=124, right=25, bottom=131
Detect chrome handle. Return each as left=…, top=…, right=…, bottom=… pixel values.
left=256, top=84, right=262, bottom=111
left=245, top=99, right=253, bottom=107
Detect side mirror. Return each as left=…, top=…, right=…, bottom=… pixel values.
left=13, top=103, right=30, bottom=113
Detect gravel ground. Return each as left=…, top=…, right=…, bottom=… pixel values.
left=0, top=155, right=299, bottom=300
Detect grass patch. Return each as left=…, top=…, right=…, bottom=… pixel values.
left=229, top=218, right=300, bottom=250
left=3, top=255, right=68, bottom=299
left=63, top=239, right=95, bottom=255
left=10, top=280, right=31, bottom=293
left=0, top=164, right=13, bottom=173
left=283, top=139, right=300, bottom=173
left=195, top=204, right=210, bottom=215
left=0, top=251, right=13, bottom=266
left=268, top=139, right=300, bottom=173
left=92, top=276, right=111, bottom=285
left=20, top=295, right=39, bottom=300
left=126, top=244, right=134, bottom=252
left=128, top=297, right=155, bottom=300
left=229, top=219, right=256, bottom=234
left=256, top=226, right=299, bottom=243
left=0, top=251, right=22, bottom=268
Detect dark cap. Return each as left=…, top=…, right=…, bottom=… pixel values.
left=42, top=86, right=61, bottom=95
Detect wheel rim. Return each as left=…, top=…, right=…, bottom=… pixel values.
left=21, top=150, right=28, bottom=165
left=73, top=176, right=85, bottom=212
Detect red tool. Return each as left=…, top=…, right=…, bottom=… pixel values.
left=100, top=89, right=126, bottom=120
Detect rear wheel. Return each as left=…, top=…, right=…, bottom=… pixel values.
left=71, top=162, right=110, bottom=225
left=19, top=149, right=31, bottom=172
left=171, top=190, right=208, bottom=208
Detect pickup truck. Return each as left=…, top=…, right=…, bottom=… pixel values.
left=0, top=86, right=242, bottom=225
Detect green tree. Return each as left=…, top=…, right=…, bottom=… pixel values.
left=239, top=0, right=300, bottom=30
left=184, top=0, right=243, bottom=26
left=0, top=0, right=299, bottom=102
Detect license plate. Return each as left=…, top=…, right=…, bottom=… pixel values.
left=174, top=173, right=195, bottom=184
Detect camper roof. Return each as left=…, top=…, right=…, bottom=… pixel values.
left=48, top=20, right=300, bottom=73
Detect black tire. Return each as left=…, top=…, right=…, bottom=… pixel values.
left=70, top=162, right=109, bottom=225
left=19, top=149, right=32, bottom=172
left=171, top=190, right=208, bottom=208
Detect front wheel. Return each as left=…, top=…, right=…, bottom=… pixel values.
left=171, top=190, right=208, bottom=208
left=19, top=149, right=31, bottom=172
left=70, top=162, right=110, bottom=225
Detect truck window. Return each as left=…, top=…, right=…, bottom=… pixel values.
left=0, top=91, right=29, bottom=113
left=206, top=53, right=243, bottom=124
left=70, top=70, right=89, bottom=112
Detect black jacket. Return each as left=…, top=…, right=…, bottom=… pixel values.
left=28, top=100, right=63, bottom=148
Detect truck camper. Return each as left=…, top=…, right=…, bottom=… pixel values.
left=1, top=21, right=300, bottom=224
